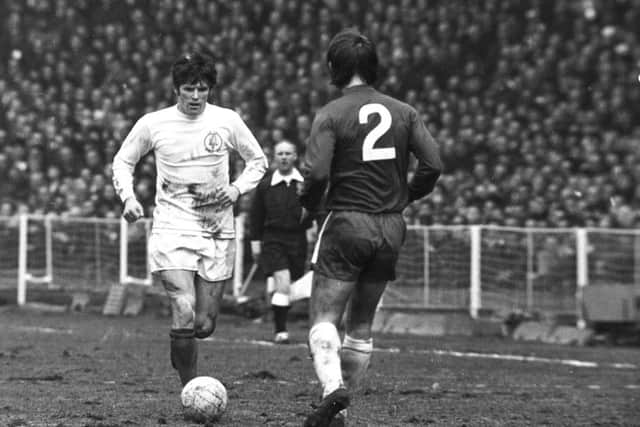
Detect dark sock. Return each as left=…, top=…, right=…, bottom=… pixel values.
left=272, top=305, right=290, bottom=333
left=170, top=328, right=197, bottom=386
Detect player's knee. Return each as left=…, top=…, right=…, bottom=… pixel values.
left=172, top=293, right=195, bottom=327
left=194, top=314, right=217, bottom=339
left=308, top=322, right=341, bottom=356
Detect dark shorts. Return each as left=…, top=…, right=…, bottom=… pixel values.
left=260, top=232, right=307, bottom=281
left=311, top=211, right=406, bottom=282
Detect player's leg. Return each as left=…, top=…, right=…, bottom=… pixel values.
left=309, top=272, right=355, bottom=394
left=156, top=269, right=199, bottom=386
left=149, top=233, right=201, bottom=386
left=342, top=212, right=405, bottom=391
left=194, top=237, right=235, bottom=339
left=341, top=278, right=386, bottom=390
left=193, top=276, right=226, bottom=339
left=304, top=272, right=354, bottom=427
left=305, top=212, right=363, bottom=426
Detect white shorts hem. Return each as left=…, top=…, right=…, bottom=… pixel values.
left=150, top=266, right=198, bottom=274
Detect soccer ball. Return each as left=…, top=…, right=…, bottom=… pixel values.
left=181, top=376, right=228, bottom=422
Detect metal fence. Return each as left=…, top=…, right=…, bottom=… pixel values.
left=2, top=215, right=639, bottom=322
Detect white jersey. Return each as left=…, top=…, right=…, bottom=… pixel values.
left=112, top=103, right=267, bottom=238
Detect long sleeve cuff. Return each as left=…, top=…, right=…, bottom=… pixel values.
left=118, top=187, right=136, bottom=204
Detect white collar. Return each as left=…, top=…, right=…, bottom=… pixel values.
left=270, top=168, right=304, bottom=186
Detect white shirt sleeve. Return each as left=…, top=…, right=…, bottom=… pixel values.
left=112, top=118, right=153, bottom=203
left=228, top=112, right=268, bottom=194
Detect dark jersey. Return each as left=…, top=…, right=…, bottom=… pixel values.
left=300, top=85, right=442, bottom=214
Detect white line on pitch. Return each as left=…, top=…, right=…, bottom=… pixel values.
left=13, top=326, right=74, bottom=334
left=425, top=349, right=614, bottom=369
left=14, top=327, right=638, bottom=371
left=392, top=347, right=637, bottom=370
left=204, top=337, right=638, bottom=370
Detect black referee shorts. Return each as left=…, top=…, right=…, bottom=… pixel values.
left=260, top=231, right=307, bottom=281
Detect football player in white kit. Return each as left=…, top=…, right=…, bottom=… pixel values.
left=112, top=53, right=267, bottom=386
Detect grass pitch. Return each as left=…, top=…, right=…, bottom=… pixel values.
left=1, top=306, right=638, bottom=426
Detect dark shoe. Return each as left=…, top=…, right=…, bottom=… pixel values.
left=303, top=388, right=350, bottom=427
left=329, top=411, right=346, bottom=427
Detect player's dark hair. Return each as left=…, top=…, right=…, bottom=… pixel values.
left=171, top=52, right=217, bottom=89
left=326, top=30, right=378, bottom=88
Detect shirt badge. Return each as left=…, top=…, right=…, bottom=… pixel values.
left=203, top=131, right=224, bottom=153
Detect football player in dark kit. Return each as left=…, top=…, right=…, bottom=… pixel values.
left=299, top=29, right=443, bottom=427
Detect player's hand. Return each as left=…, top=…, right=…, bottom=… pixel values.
left=216, top=185, right=240, bottom=208
left=122, top=198, right=144, bottom=223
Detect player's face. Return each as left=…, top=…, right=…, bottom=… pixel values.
left=273, top=143, right=297, bottom=173
left=176, top=81, right=210, bottom=117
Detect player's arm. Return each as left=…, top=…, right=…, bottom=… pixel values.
left=222, top=112, right=268, bottom=206
left=299, top=109, right=334, bottom=212
left=407, top=109, right=443, bottom=202
left=112, top=118, right=153, bottom=222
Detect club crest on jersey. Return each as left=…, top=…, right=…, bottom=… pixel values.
left=203, top=131, right=224, bottom=153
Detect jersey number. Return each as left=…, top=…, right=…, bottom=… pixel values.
left=359, top=103, right=395, bottom=161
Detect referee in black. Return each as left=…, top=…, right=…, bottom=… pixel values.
left=249, top=140, right=312, bottom=343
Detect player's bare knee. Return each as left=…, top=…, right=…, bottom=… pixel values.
left=194, top=314, right=217, bottom=339
left=172, top=294, right=195, bottom=328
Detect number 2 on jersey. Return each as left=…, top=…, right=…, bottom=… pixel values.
left=359, top=103, right=395, bottom=161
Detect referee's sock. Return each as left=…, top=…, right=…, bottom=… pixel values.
left=271, top=292, right=290, bottom=333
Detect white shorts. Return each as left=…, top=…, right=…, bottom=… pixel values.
left=148, top=233, right=236, bottom=282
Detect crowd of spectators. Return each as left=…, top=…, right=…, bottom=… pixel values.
left=1, top=0, right=639, bottom=229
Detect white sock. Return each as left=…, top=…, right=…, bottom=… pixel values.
left=270, top=292, right=290, bottom=307
left=308, top=322, right=343, bottom=397
left=341, top=335, right=373, bottom=390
